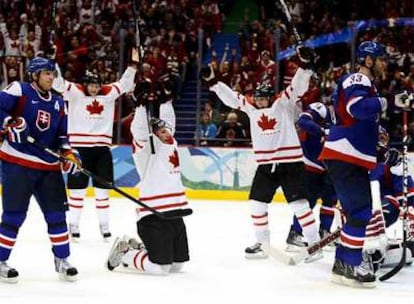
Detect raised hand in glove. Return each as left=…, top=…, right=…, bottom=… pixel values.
left=45, top=44, right=57, bottom=60
left=296, top=45, right=317, bottom=70
left=131, top=46, right=144, bottom=64
left=60, top=148, right=82, bottom=175
left=3, top=116, right=30, bottom=144
left=199, top=65, right=218, bottom=87
left=384, top=147, right=402, bottom=167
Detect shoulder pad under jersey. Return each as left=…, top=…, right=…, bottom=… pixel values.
left=308, top=102, right=327, bottom=119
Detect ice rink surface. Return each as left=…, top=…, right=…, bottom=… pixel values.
left=1, top=198, right=413, bottom=304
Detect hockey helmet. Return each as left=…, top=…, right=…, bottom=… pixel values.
left=253, top=83, right=274, bottom=98
left=83, top=70, right=102, bottom=85
left=150, top=117, right=167, bottom=133
left=26, top=57, right=55, bottom=74
left=357, top=41, right=386, bottom=63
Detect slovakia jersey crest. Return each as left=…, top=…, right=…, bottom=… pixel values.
left=36, top=110, right=51, bottom=131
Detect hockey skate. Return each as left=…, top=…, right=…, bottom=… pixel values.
left=99, top=223, right=112, bottom=242
left=331, top=252, right=376, bottom=288
left=285, top=226, right=308, bottom=252
left=245, top=242, right=268, bottom=259
left=69, top=223, right=80, bottom=242
left=54, top=257, right=78, bottom=282
left=0, top=261, right=18, bottom=284
left=106, top=236, right=131, bottom=270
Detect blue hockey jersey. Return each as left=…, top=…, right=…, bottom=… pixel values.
left=297, top=102, right=332, bottom=173
left=0, top=81, right=69, bottom=170
left=319, top=72, right=385, bottom=170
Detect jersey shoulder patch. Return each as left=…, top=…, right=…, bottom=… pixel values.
left=99, top=85, right=113, bottom=96
left=308, top=102, right=327, bottom=119
left=3, top=81, right=23, bottom=96
left=342, top=73, right=371, bottom=90
left=74, top=84, right=86, bottom=94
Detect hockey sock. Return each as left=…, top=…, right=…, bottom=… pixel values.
left=0, top=211, right=26, bottom=261
left=319, top=205, right=336, bottom=231
left=122, top=249, right=169, bottom=275
left=68, top=188, right=86, bottom=226
left=290, top=199, right=319, bottom=244
left=249, top=200, right=269, bottom=244
left=44, top=211, right=70, bottom=258
left=95, top=188, right=110, bottom=226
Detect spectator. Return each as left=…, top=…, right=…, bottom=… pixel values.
left=203, top=99, right=222, bottom=126
left=216, top=111, right=248, bottom=147
left=199, top=112, right=217, bottom=146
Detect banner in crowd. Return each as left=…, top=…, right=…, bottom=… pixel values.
left=278, top=17, right=414, bottom=60
left=111, top=145, right=257, bottom=190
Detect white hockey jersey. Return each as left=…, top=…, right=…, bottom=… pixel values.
left=53, top=66, right=136, bottom=147
left=210, top=67, right=313, bottom=165
left=130, top=101, right=188, bottom=220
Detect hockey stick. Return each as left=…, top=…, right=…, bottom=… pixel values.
left=131, top=0, right=155, bottom=154
left=279, top=0, right=303, bottom=45
left=50, top=0, right=58, bottom=44
left=26, top=136, right=192, bottom=220
left=379, top=110, right=409, bottom=281
left=289, top=227, right=342, bottom=265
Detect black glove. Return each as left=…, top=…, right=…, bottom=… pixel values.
left=296, top=45, right=316, bottom=70
left=384, top=147, right=402, bottom=167
left=199, top=65, right=218, bottom=87
left=45, top=44, right=57, bottom=60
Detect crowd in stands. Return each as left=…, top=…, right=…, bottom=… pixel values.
left=200, top=0, right=414, bottom=149
left=0, top=0, right=225, bottom=143
left=1, top=0, right=413, bottom=148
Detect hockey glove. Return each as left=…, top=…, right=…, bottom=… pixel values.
left=131, top=46, right=144, bottom=64
left=45, top=44, right=57, bottom=60
left=60, top=148, right=82, bottom=175
left=384, top=147, right=402, bottom=167
left=3, top=116, right=29, bottom=144
left=394, top=91, right=414, bottom=109
left=296, top=45, right=317, bottom=70
left=199, top=65, right=218, bottom=87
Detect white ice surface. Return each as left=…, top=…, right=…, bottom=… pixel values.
left=0, top=198, right=412, bottom=303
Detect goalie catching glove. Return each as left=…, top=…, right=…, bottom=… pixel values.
left=60, top=148, right=82, bottom=175
left=3, top=116, right=30, bottom=144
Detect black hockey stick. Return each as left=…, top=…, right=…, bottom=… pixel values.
left=279, top=0, right=303, bottom=45
left=26, top=136, right=192, bottom=220
left=379, top=110, right=409, bottom=281
left=131, top=0, right=155, bottom=154
left=50, top=0, right=58, bottom=44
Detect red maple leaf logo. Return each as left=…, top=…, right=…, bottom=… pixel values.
left=169, top=149, right=180, bottom=168
left=86, top=99, right=104, bottom=115
left=257, top=113, right=277, bottom=131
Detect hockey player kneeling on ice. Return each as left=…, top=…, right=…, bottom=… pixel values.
left=106, top=100, right=190, bottom=275
left=0, top=57, right=79, bottom=283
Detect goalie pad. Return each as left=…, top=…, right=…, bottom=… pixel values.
left=364, top=181, right=387, bottom=254
left=381, top=240, right=414, bottom=268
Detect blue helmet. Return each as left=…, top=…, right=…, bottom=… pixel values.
left=357, top=41, right=386, bottom=63
left=26, top=57, right=55, bottom=74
